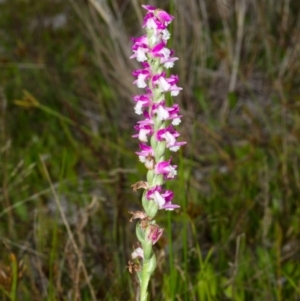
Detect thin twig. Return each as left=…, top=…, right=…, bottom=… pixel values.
left=40, top=157, right=97, bottom=301
left=229, top=0, right=247, bottom=92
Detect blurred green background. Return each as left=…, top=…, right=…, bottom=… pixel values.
left=1, top=0, right=300, bottom=300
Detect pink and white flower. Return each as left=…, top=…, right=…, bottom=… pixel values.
left=133, top=112, right=154, bottom=142
left=166, top=104, right=182, bottom=125
left=151, top=101, right=170, bottom=121
left=133, top=123, right=153, bottom=142
left=142, top=5, right=174, bottom=26
left=161, top=55, right=178, bottom=68
left=132, top=65, right=151, bottom=88
left=152, top=72, right=171, bottom=92
left=131, top=247, right=144, bottom=259
left=146, top=185, right=180, bottom=210
left=156, top=126, right=186, bottom=152
left=133, top=93, right=152, bottom=115
left=148, top=225, right=164, bottom=244
left=155, top=159, right=177, bottom=179
left=136, top=143, right=154, bottom=163
left=165, top=75, right=183, bottom=96
left=150, top=42, right=170, bottom=60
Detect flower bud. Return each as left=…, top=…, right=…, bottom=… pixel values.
left=148, top=253, right=157, bottom=274
left=136, top=222, right=145, bottom=243
left=146, top=169, right=155, bottom=183
left=143, top=199, right=159, bottom=218
left=142, top=238, right=153, bottom=260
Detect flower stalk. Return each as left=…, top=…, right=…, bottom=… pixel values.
left=128, top=5, right=185, bottom=301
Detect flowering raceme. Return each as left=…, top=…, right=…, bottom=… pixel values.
left=128, top=5, right=185, bottom=301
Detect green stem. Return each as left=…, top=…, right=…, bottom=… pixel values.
left=168, top=211, right=175, bottom=298
left=140, top=259, right=151, bottom=301
left=10, top=254, right=18, bottom=301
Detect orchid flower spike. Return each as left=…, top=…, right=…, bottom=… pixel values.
left=128, top=5, right=186, bottom=301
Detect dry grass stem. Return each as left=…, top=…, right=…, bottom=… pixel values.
left=40, top=157, right=97, bottom=301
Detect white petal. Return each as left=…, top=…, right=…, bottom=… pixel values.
left=146, top=19, right=157, bottom=30
left=137, top=74, right=147, bottom=88
left=153, top=191, right=165, bottom=208
left=161, top=48, right=170, bottom=58
left=162, top=29, right=170, bottom=40
left=139, top=155, right=146, bottom=163
left=138, top=129, right=149, bottom=142
left=158, top=77, right=171, bottom=91
left=170, top=89, right=179, bottom=96
left=169, top=145, right=180, bottom=152
left=136, top=48, right=147, bottom=62
left=164, top=132, right=176, bottom=146
left=164, top=61, right=174, bottom=68
left=157, top=106, right=169, bottom=120
left=131, top=247, right=144, bottom=259
left=168, top=167, right=177, bottom=178
left=145, top=158, right=155, bottom=170
left=134, top=103, right=143, bottom=115
left=172, top=118, right=181, bottom=126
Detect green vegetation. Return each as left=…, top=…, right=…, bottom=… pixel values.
left=1, top=0, right=300, bottom=300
